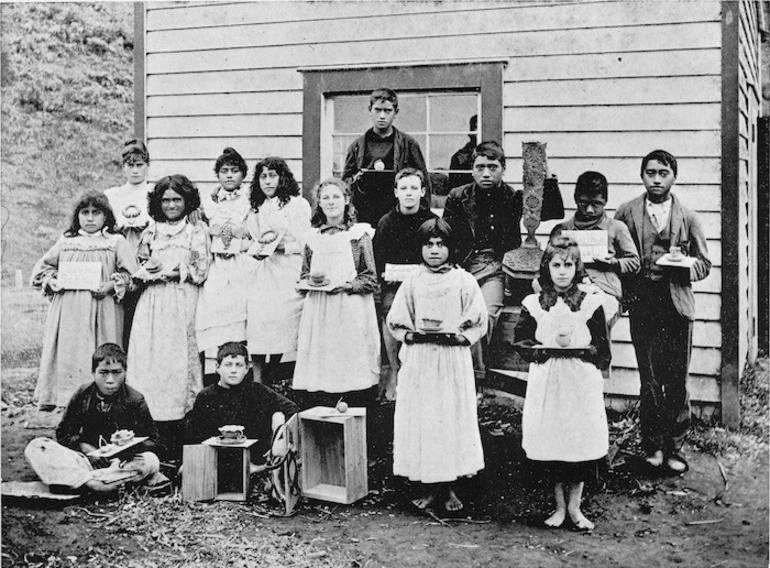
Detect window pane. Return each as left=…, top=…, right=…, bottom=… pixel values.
left=429, top=94, right=478, bottom=132
left=429, top=133, right=475, bottom=172
left=333, top=95, right=370, bottom=133
left=397, top=96, right=426, bottom=133
left=332, top=134, right=361, bottom=176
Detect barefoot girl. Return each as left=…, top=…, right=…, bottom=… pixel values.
left=245, top=157, right=311, bottom=384
left=386, top=218, right=487, bottom=512
left=292, top=178, right=380, bottom=408
left=514, top=236, right=611, bottom=531
left=32, top=191, right=138, bottom=409
left=127, top=175, right=210, bottom=456
left=195, top=147, right=253, bottom=382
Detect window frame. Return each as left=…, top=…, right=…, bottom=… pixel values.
left=301, top=62, right=504, bottom=200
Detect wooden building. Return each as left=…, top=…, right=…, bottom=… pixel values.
left=134, top=0, right=768, bottom=426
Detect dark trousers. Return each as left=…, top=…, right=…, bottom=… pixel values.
left=629, top=282, right=693, bottom=455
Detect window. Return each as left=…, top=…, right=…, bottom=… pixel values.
left=327, top=91, right=480, bottom=179
left=301, top=62, right=504, bottom=198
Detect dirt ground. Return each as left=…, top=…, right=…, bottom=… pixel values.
left=2, top=367, right=768, bottom=568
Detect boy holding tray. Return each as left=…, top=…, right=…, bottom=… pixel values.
left=372, top=168, right=438, bottom=400
left=614, top=150, right=711, bottom=474
left=24, top=343, right=168, bottom=494
left=550, top=171, right=640, bottom=326
left=184, top=342, right=298, bottom=467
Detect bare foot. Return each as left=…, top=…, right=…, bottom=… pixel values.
left=569, top=511, right=595, bottom=531
left=444, top=488, right=463, bottom=512
left=412, top=494, right=435, bottom=510
left=544, top=510, right=566, bottom=528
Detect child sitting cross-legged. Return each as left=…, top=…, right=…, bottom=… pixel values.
left=184, top=342, right=299, bottom=471
left=24, top=343, right=169, bottom=494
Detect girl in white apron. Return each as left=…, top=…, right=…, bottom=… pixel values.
left=514, top=236, right=611, bottom=532
left=292, top=178, right=380, bottom=408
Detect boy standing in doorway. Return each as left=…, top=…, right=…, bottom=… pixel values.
left=342, top=88, right=429, bottom=228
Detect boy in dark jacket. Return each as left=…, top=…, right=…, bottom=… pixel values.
left=373, top=168, right=438, bottom=400
left=25, top=343, right=167, bottom=493
left=342, top=88, right=429, bottom=228
left=184, top=342, right=298, bottom=465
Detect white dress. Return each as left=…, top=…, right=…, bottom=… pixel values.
left=195, top=188, right=254, bottom=358
left=246, top=195, right=311, bottom=355
left=104, top=181, right=152, bottom=254
left=387, top=266, right=488, bottom=483
left=127, top=220, right=210, bottom=421
left=31, top=232, right=138, bottom=407
left=520, top=293, right=609, bottom=463
left=292, top=223, right=380, bottom=393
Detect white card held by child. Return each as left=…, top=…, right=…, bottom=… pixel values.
left=57, top=261, right=102, bottom=290
left=561, top=230, right=608, bottom=263
left=384, top=263, right=420, bottom=282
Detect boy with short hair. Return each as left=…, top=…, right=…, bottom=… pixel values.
left=373, top=168, right=438, bottom=400
left=184, top=342, right=299, bottom=463
left=443, top=141, right=564, bottom=374
left=550, top=170, right=640, bottom=324
left=342, top=88, right=430, bottom=228
left=24, top=343, right=167, bottom=494
left=614, top=150, right=711, bottom=473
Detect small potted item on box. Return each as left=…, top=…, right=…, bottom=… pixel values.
left=218, top=425, right=245, bottom=444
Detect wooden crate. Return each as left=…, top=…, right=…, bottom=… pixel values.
left=298, top=406, right=368, bottom=504
left=182, top=438, right=257, bottom=502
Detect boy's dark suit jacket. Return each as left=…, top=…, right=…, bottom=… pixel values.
left=614, top=193, right=711, bottom=320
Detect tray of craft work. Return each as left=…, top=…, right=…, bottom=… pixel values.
left=655, top=254, right=697, bottom=268
left=87, top=437, right=149, bottom=458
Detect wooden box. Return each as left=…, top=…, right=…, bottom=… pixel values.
left=182, top=438, right=257, bottom=502
left=298, top=406, right=368, bottom=504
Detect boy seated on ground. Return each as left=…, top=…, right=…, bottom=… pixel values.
left=24, top=343, right=169, bottom=494
left=184, top=342, right=299, bottom=472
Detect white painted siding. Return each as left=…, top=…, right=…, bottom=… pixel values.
left=142, top=0, right=725, bottom=402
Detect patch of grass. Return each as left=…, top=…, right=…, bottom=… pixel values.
left=1, top=2, right=133, bottom=284
left=1, top=286, right=48, bottom=369
left=689, top=357, right=769, bottom=462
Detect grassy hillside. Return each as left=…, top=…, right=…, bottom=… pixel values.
left=0, top=2, right=134, bottom=284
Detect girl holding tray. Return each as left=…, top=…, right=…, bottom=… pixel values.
left=31, top=191, right=138, bottom=409
left=386, top=218, right=487, bottom=513
left=292, top=177, right=379, bottom=408
left=127, top=175, right=209, bottom=456
left=513, top=236, right=611, bottom=531
left=245, top=157, right=311, bottom=384
left=195, top=147, right=254, bottom=383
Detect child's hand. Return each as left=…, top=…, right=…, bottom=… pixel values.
left=530, top=347, right=550, bottom=364
left=47, top=278, right=64, bottom=293
left=328, top=282, right=353, bottom=294
left=91, top=281, right=115, bottom=299
left=187, top=209, right=204, bottom=225
left=580, top=345, right=598, bottom=363
left=404, top=331, right=415, bottom=345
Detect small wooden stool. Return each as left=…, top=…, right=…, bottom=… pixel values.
left=182, top=438, right=258, bottom=502
left=297, top=406, right=368, bottom=504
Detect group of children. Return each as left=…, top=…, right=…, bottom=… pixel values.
left=27, top=99, right=709, bottom=529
